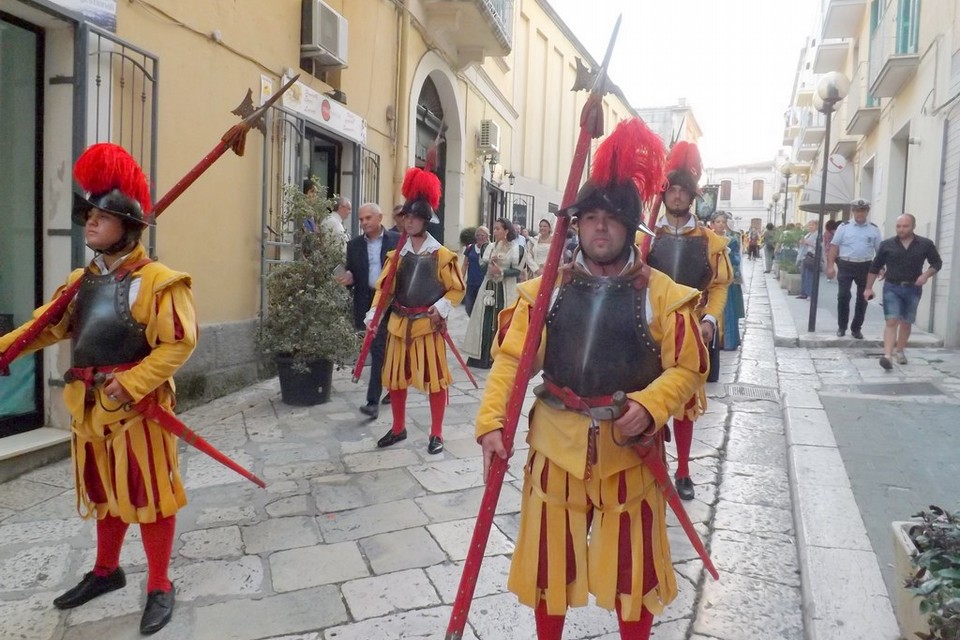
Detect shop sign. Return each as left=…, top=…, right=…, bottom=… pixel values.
left=262, top=75, right=367, bottom=145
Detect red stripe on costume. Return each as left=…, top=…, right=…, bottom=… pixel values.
left=674, top=312, right=685, bottom=363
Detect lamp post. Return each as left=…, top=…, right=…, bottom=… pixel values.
left=771, top=191, right=781, bottom=225
left=780, top=161, right=793, bottom=228
left=808, top=71, right=850, bottom=332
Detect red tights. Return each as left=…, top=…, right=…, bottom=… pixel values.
left=389, top=387, right=446, bottom=439
left=674, top=417, right=694, bottom=479
left=534, top=600, right=654, bottom=640
left=93, top=514, right=176, bottom=592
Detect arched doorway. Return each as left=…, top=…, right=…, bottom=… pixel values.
left=416, top=77, right=447, bottom=241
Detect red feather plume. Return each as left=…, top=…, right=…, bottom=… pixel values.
left=74, top=143, right=152, bottom=213
left=664, top=140, right=702, bottom=182
left=591, top=118, right=666, bottom=204
left=401, top=167, right=441, bottom=210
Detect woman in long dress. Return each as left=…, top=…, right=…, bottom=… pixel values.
left=463, top=218, right=522, bottom=369
left=530, top=218, right=554, bottom=275
left=711, top=213, right=745, bottom=351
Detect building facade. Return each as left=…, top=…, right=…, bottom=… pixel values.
left=703, top=162, right=781, bottom=232
left=0, top=0, right=634, bottom=460
left=783, top=0, right=960, bottom=346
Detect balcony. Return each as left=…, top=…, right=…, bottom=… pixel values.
left=833, top=136, right=859, bottom=158
left=813, top=39, right=850, bottom=73
left=799, top=108, right=827, bottom=145
left=821, top=0, right=868, bottom=39
left=424, top=0, right=513, bottom=67
left=869, top=0, right=921, bottom=97
left=797, top=143, right=820, bottom=162
left=847, top=62, right=881, bottom=135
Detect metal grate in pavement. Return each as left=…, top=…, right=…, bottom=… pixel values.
left=726, top=384, right=781, bottom=402
left=857, top=382, right=944, bottom=396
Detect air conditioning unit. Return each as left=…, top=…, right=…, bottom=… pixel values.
left=478, top=120, right=500, bottom=153
left=301, top=0, right=348, bottom=68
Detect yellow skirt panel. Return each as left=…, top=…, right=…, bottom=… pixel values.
left=381, top=332, right=452, bottom=393
left=507, top=450, right=677, bottom=621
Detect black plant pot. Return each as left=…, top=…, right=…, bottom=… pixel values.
left=275, top=356, right=334, bottom=406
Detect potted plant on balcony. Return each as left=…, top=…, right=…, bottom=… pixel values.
left=260, top=182, right=359, bottom=405
left=892, top=505, right=960, bottom=640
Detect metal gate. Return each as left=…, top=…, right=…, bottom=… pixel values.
left=73, top=23, right=158, bottom=264
left=504, top=191, right=535, bottom=230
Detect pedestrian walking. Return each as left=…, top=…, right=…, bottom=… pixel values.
left=864, top=213, right=942, bottom=370
left=461, top=226, right=490, bottom=316
left=368, top=166, right=464, bottom=455
left=646, top=141, right=732, bottom=501
left=337, top=203, right=399, bottom=418
left=476, top=118, right=708, bottom=639
left=826, top=198, right=882, bottom=338
left=0, top=144, right=197, bottom=634
left=320, top=195, right=351, bottom=256
left=796, top=220, right=819, bottom=299
left=761, top=223, right=776, bottom=272
left=463, top=218, right=522, bottom=369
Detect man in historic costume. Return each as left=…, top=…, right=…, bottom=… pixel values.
left=367, top=166, right=465, bottom=455
left=0, top=144, right=196, bottom=634
left=476, top=118, right=709, bottom=639
left=645, top=141, right=732, bottom=501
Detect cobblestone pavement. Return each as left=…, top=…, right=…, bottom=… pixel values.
left=1, top=259, right=808, bottom=640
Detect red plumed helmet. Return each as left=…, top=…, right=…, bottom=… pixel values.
left=72, top=143, right=153, bottom=227
left=564, top=117, right=666, bottom=229
left=400, top=166, right=441, bottom=223
left=663, top=140, right=702, bottom=195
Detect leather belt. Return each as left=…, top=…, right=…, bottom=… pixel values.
left=390, top=301, right=434, bottom=346
left=64, top=362, right=139, bottom=388
left=838, top=257, right=872, bottom=263
left=889, top=280, right=918, bottom=287
left=534, top=380, right=625, bottom=421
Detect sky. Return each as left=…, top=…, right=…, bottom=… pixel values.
left=546, top=0, right=821, bottom=168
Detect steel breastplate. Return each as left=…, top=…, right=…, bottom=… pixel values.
left=648, top=232, right=712, bottom=291
left=71, top=271, right=151, bottom=368
left=395, top=253, right=445, bottom=308
left=543, top=272, right=662, bottom=398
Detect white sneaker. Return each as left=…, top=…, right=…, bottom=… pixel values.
left=894, top=352, right=907, bottom=365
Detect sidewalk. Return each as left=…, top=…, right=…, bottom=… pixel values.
left=1, top=258, right=936, bottom=640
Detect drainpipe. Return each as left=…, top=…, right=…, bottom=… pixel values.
left=393, top=4, right=410, bottom=207
left=929, top=119, right=948, bottom=334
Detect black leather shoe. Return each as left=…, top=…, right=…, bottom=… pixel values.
left=427, top=436, right=444, bottom=455
left=140, top=584, right=175, bottom=635
left=879, top=356, right=893, bottom=371
left=53, top=568, right=126, bottom=610
left=675, top=476, right=695, bottom=501
left=359, top=403, right=379, bottom=419
left=836, top=329, right=846, bottom=337
left=381, top=393, right=391, bottom=405
left=851, top=329, right=864, bottom=339
left=377, top=429, right=407, bottom=448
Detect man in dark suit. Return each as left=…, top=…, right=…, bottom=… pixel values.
left=337, top=203, right=400, bottom=417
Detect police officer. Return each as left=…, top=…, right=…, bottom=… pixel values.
left=826, top=198, right=882, bottom=338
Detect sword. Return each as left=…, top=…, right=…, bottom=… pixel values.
left=610, top=391, right=719, bottom=580
left=135, top=397, right=266, bottom=489
left=439, top=325, right=478, bottom=389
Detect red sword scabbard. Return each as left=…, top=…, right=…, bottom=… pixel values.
left=136, top=398, right=266, bottom=489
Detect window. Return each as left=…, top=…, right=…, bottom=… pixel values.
left=720, top=180, right=732, bottom=201
left=752, top=179, right=764, bottom=201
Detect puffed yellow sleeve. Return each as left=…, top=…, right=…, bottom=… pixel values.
left=113, top=272, right=197, bottom=403
left=475, top=279, right=546, bottom=438
left=438, top=247, right=466, bottom=306
left=630, top=273, right=708, bottom=429
left=0, top=269, right=82, bottom=359
left=701, top=230, right=733, bottom=321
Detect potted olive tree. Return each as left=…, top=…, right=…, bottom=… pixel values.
left=776, top=227, right=804, bottom=295
left=892, top=505, right=960, bottom=640
left=260, top=182, right=359, bottom=405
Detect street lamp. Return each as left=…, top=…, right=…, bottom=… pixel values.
left=771, top=191, right=781, bottom=225
left=808, top=71, right=850, bottom=333
left=780, top=161, right=793, bottom=228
